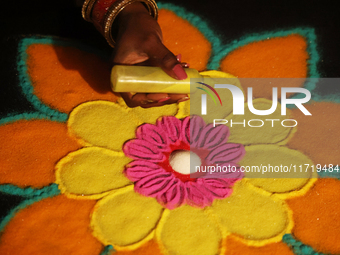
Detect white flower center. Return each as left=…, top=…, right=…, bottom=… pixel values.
left=169, top=150, right=202, bottom=175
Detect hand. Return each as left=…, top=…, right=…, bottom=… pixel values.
left=112, top=2, right=189, bottom=108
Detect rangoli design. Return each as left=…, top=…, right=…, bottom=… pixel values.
left=0, top=3, right=340, bottom=255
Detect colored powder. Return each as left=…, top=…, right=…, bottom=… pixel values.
left=224, top=236, right=294, bottom=255
left=286, top=179, right=340, bottom=254
left=220, top=35, right=308, bottom=99
left=113, top=240, right=162, bottom=255
left=0, top=195, right=102, bottom=255
left=287, top=102, right=340, bottom=166
left=158, top=9, right=211, bottom=71
left=26, top=44, right=118, bottom=113
left=0, top=120, right=81, bottom=188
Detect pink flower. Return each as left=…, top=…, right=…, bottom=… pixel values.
left=123, top=116, right=245, bottom=209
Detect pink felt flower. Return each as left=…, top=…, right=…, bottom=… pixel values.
left=123, top=116, right=245, bottom=209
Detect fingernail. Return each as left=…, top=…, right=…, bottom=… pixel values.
left=177, top=97, right=190, bottom=103
left=142, top=99, right=156, bottom=104
left=185, top=63, right=190, bottom=68
left=172, top=64, right=187, bottom=80
left=176, top=54, right=182, bottom=62
left=158, top=96, right=171, bottom=103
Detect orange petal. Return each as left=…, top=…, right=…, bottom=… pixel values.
left=220, top=35, right=308, bottom=99
left=0, top=195, right=102, bottom=255
left=286, top=178, right=340, bottom=254
left=0, top=120, right=81, bottom=188
left=287, top=102, right=340, bottom=166
left=26, top=44, right=118, bottom=113
left=224, top=236, right=294, bottom=255
left=113, top=240, right=162, bottom=255
left=158, top=9, right=211, bottom=71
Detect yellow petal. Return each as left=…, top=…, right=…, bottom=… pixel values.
left=176, top=100, right=190, bottom=119
left=227, top=99, right=293, bottom=145
left=56, top=147, right=132, bottom=199
left=190, top=71, right=244, bottom=124
left=211, top=181, right=291, bottom=244
left=68, top=101, right=140, bottom=151
left=130, top=104, right=178, bottom=124
left=91, top=186, right=163, bottom=248
left=240, top=145, right=313, bottom=193
left=116, top=97, right=179, bottom=124
left=157, top=206, right=222, bottom=255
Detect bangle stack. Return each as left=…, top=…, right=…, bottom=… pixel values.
left=82, top=0, right=158, bottom=47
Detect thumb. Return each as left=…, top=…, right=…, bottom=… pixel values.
left=146, top=41, right=187, bottom=80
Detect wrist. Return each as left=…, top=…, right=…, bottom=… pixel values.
left=113, top=2, right=151, bottom=36
left=117, top=2, right=150, bottom=18
left=82, top=0, right=158, bottom=47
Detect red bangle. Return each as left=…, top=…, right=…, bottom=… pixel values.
left=82, top=0, right=98, bottom=22
left=91, top=0, right=118, bottom=35
left=82, top=0, right=158, bottom=47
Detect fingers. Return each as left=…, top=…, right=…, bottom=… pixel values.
left=144, top=41, right=188, bottom=80
left=121, top=92, right=189, bottom=108
left=168, top=94, right=190, bottom=103
left=112, top=29, right=189, bottom=79
left=121, top=93, right=169, bottom=108
left=181, top=62, right=190, bottom=68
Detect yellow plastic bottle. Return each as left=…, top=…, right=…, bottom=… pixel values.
left=110, top=65, right=203, bottom=94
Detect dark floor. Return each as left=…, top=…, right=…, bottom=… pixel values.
left=0, top=0, right=339, bottom=222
